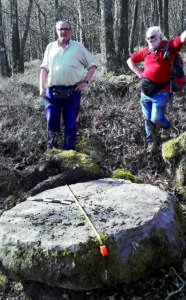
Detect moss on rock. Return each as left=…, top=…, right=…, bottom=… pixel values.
left=162, top=132, right=186, bottom=163
left=1, top=226, right=184, bottom=290
left=177, top=187, right=186, bottom=201
left=4, top=249, right=11, bottom=257
left=45, top=149, right=100, bottom=174
left=175, top=157, right=186, bottom=186
left=0, top=271, right=7, bottom=287
left=122, top=228, right=183, bottom=283
left=174, top=204, right=186, bottom=241
left=112, top=169, right=143, bottom=183
left=108, top=74, right=135, bottom=82
left=76, top=133, right=105, bottom=164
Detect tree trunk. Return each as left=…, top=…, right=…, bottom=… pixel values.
left=100, top=0, right=116, bottom=72
left=113, top=0, right=120, bottom=54
left=35, top=0, right=47, bottom=58
left=118, top=0, right=129, bottom=68
left=53, top=0, right=58, bottom=40
left=0, top=0, right=11, bottom=77
left=164, top=0, right=169, bottom=39
left=138, top=0, right=146, bottom=48
left=11, top=0, right=33, bottom=73
left=97, top=0, right=100, bottom=14
left=11, top=0, right=20, bottom=73
left=158, top=0, right=163, bottom=29
left=181, top=0, right=184, bottom=33
left=129, top=0, right=139, bottom=55
left=18, top=0, right=33, bottom=73
left=77, top=0, right=86, bottom=46
left=154, top=0, right=158, bottom=25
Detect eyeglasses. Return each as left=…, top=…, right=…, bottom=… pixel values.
left=146, top=35, right=156, bottom=41
left=58, top=28, right=70, bottom=31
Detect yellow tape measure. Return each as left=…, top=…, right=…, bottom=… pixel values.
left=66, top=184, right=108, bottom=279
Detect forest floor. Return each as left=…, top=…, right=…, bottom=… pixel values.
left=1, top=59, right=186, bottom=299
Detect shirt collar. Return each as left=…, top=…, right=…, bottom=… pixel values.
left=57, top=39, right=71, bottom=48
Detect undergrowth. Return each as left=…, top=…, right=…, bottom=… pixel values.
left=0, top=59, right=186, bottom=195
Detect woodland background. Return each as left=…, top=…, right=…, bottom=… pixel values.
left=0, top=0, right=186, bottom=77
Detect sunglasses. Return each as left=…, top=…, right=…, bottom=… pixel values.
left=146, top=35, right=156, bottom=41
left=58, top=28, right=70, bottom=31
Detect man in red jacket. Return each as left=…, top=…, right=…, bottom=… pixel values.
left=127, top=26, right=186, bottom=150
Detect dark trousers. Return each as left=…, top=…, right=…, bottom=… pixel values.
left=45, top=86, right=81, bottom=150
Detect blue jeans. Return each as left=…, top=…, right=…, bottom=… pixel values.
left=45, top=87, right=81, bottom=150
left=140, top=92, right=171, bottom=142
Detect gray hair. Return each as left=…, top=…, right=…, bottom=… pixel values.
left=56, top=20, right=71, bottom=30
left=146, top=26, right=166, bottom=40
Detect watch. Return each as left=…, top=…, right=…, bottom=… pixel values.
left=84, top=79, right=89, bottom=84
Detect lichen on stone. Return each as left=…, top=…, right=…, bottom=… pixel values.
left=112, top=168, right=143, bottom=183
left=45, top=149, right=100, bottom=174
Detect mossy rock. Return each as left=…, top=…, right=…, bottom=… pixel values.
left=112, top=168, right=143, bottom=183
left=45, top=149, right=100, bottom=174
left=175, top=157, right=186, bottom=186
left=1, top=229, right=183, bottom=289
left=176, top=186, right=186, bottom=201
left=76, top=133, right=105, bottom=164
left=0, top=271, right=7, bottom=287
left=108, top=74, right=135, bottom=82
left=162, top=132, right=186, bottom=163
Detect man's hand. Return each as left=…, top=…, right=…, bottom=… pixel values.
left=75, top=65, right=96, bottom=92
left=75, top=81, right=88, bottom=92
left=39, top=88, right=46, bottom=98
left=181, top=30, right=186, bottom=43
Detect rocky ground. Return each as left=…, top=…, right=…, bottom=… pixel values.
left=1, top=60, right=186, bottom=299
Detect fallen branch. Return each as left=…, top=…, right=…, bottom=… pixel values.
left=165, top=267, right=186, bottom=300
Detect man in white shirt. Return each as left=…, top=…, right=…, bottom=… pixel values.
left=40, top=20, right=97, bottom=150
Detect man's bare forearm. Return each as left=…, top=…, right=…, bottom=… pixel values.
left=127, top=58, right=143, bottom=78
left=85, top=65, right=97, bottom=82
left=40, top=68, right=48, bottom=96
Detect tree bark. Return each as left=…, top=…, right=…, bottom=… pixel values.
left=113, top=0, right=120, bottom=54
left=118, top=0, right=129, bottom=68
left=11, top=0, right=33, bottom=73
left=129, top=0, right=139, bottom=55
left=11, top=0, right=20, bottom=73
left=18, top=0, right=33, bottom=72
left=0, top=0, right=11, bottom=77
left=77, top=0, right=86, bottom=46
left=100, top=0, right=116, bottom=72
left=158, top=0, right=163, bottom=29
left=53, top=0, right=58, bottom=40
left=154, top=0, right=158, bottom=25
left=35, top=0, right=47, bottom=58
left=164, top=0, right=169, bottom=39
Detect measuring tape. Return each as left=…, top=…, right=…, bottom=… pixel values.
left=66, top=184, right=108, bottom=279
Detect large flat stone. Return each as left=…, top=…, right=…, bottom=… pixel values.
left=0, top=178, right=185, bottom=290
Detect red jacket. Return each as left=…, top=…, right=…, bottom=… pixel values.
left=131, top=36, right=184, bottom=91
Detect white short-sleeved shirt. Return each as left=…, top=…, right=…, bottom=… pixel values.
left=40, top=40, right=97, bottom=87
